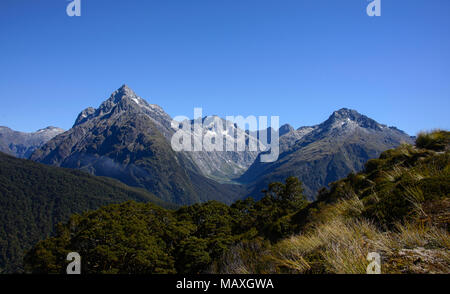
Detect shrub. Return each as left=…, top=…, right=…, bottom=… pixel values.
left=416, top=130, right=450, bottom=151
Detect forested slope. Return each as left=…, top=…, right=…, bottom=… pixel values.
left=0, top=152, right=174, bottom=273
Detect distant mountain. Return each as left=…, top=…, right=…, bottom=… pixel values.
left=246, top=123, right=293, bottom=145
left=239, top=108, right=414, bottom=200
left=31, top=85, right=246, bottom=205
left=279, top=124, right=295, bottom=136
left=0, top=151, right=174, bottom=273
left=0, top=126, right=64, bottom=158
left=180, top=116, right=261, bottom=182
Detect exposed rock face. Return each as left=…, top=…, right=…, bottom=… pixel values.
left=239, top=108, right=414, bottom=200
left=177, top=116, right=261, bottom=182
left=279, top=124, right=295, bottom=136
left=0, top=126, right=64, bottom=158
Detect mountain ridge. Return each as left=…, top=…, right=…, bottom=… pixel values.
left=238, top=108, right=414, bottom=199
left=0, top=126, right=64, bottom=158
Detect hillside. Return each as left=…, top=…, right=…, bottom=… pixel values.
left=219, top=130, right=450, bottom=273
left=0, top=151, right=174, bottom=273
left=23, top=131, right=449, bottom=274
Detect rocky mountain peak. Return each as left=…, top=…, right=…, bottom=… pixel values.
left=105, top=84, right=142, bottom=107
left=41, top=126, right=62, bottom=131
left=330, top=108, right=361, bottom=120
left=73, top=85, right=148, bottom=127
left=322, top=108, right=382, bottom=131
left=35, top=126, right=65, bottom=135
left=73, top=107, right=96, bottom=127
left=119, top=84, right=131, bottom=91
left=279, top=124, right=294, bottom=136
left=111, top=84, right=137, bottom=102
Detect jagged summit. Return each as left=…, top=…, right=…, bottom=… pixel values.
left=103, top=84, right=143, bottom=107
left=325, top=108, right=368, bottom=123
left=279, top=124, right=294, bottom=136
left=119, top=84, right=131, bottom=91
left=73, top=85, right=150, bottom=127
left=36, top=126, right=64, bottom=132
left=321, top=108, right=382, bottom=131
left=110, top=84, right=137, bottom=102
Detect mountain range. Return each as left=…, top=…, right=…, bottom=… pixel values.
left=30, top=86, right=247, bottom=205
left=240, top=108, right=414, bottom=199
left=7, top=85, right=413, bottom=203
left=0, top=126, right=64, bottom=158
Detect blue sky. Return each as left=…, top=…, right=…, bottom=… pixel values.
left=0, top=0, right=449, bottom=135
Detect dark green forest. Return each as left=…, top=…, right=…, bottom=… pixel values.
left=23, top=176, right=308, bottom=274
left=0, top=152, right=175, bottom=273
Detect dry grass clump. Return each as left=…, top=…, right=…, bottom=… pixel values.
left=214, top=194, right=449, bottom=274
left=416, top=129, right=450, bottom=151
left=209, top=238, right=274, bottom=274
left=273, top=217, right=389, bottom=274
left=392, top=222, right=449, bottom=250
left=269, top=195, right=449, bottom=274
